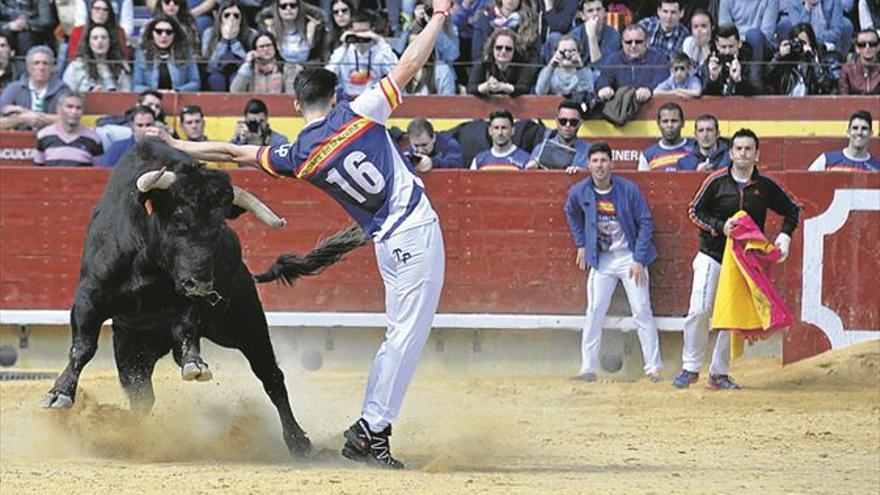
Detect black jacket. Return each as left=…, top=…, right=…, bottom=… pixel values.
left=688, top=166, right=802, bottom=263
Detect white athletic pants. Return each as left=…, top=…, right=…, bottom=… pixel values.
left=580, top=250, right=663, bottom=375
left=681, top=252, right=730, bottom=376
left=361, top=220, right=445, bottom=432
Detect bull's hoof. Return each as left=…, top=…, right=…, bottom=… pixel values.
left=40, top=391, right=74, bottom=409
left=287, top=434, right=313, bottom=457
left=181, top=361, right=212, bottom=382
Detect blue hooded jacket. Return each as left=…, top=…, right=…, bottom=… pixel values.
left=564, top=174, right=658, bottom=269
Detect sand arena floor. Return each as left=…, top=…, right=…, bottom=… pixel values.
left=1, top=340, right=878, bottom=495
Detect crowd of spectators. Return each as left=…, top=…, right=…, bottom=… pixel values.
left=0, top=0, right=877, bottom=171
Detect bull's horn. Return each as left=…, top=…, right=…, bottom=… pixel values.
left=233, top=186, right=287, bottom=229
left=136, top=169, right=178, bottom=192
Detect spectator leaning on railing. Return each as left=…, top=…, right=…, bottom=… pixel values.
left=652, top=51, right=703, bottom=98
left=34, top=92, right=103, bottom=167
left=0, top=45, right=69, bottom=131
left=839, top=28, right=880, bottom=94
left=230, top=98, right=288, bottom=147
left=179, top=104, right=209, bottom=142
left=63, top=24, right=132, bottom=92
left=594, top=23, right=669, bottom=104
left=133, top=15, right=201, bottom=92
left=470, top=0, right=541, bottom=62
left=468, top=28, right=538, bottom=96
left=535, top=34, right=595, bottom=97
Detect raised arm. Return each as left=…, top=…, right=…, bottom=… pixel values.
left=389, top=0, right=454, bottom=91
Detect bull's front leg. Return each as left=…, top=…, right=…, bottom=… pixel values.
left=42, top=291, right=107, bottom=408
left=172, top=309, right=212, bottom=382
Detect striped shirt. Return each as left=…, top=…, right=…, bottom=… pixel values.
left=34, top=124, right=103, bottom=167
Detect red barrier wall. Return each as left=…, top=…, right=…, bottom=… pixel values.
left=0, top=167, right=877, bottom=363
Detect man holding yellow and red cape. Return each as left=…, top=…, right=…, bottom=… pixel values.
left=675, top=128, right=802, bottom=390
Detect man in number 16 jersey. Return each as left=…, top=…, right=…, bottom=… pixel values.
left=147, top=0, right=453, bottom=468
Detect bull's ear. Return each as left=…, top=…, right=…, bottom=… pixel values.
left=226, top=205, right=247, bottom=219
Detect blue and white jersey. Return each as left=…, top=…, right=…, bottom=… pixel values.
left=638, top=138, right=694, bottom=171
left=469, top=145, right=530, bottom=170
left=256, top=77, right=437, bottom=241
left=808, top=150, right=880, bottom=173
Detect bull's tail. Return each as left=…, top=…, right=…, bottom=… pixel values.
left=253, top=224, right=369, bottom=286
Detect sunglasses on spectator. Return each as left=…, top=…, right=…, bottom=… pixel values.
left=855, top=40, right=879, bottom=48
left=162, top=0, right=178, bottom=5
left=494, top=45, right=514, bottom=52
left=333, top=7, right=349, bottom=14
left=623, top=39, right=645, bottom=45
left=154, top=28, right=174, bottom=35
left=279, top=2, right=298, bottom=9
left=557, top=118, right=580, bottom=127
left=223, top=11, right=241, bottom=19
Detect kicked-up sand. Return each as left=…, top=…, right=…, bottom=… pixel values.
left=1, top=339, right=878, bottom=495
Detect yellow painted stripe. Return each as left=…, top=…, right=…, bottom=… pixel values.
left=78, top=116, right=854, bottom=140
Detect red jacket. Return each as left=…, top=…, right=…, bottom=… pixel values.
left=838, top=60, right=880, bottom=95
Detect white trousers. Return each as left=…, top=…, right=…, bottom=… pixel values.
left=361, top=220, right=445, bottom=432
left=681, top=252, right=730, bottom=376
left=580, top=250, right=663, bottom=375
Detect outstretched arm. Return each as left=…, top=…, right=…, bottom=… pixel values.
left=388, top=0, right=454, bottom=91
left=145, top=127, right=262, bottom=166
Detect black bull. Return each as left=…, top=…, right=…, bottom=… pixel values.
left=41, top=141, right=368, bottom=456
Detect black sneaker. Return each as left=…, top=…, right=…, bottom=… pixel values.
left=342, top=418, right=405, bottom=469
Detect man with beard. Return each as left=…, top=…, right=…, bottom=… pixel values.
left=526, top=100, right=592, bottom=171
left=470, top=109, right=531, bottom=170
left=638, top=102, right=694, bottom=171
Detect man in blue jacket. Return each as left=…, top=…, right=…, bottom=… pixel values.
left=564, top=142, right=663, bottom=383
left=594, top=24, right=669, bottom=105
left=406, top=118, right=464, bottom=171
